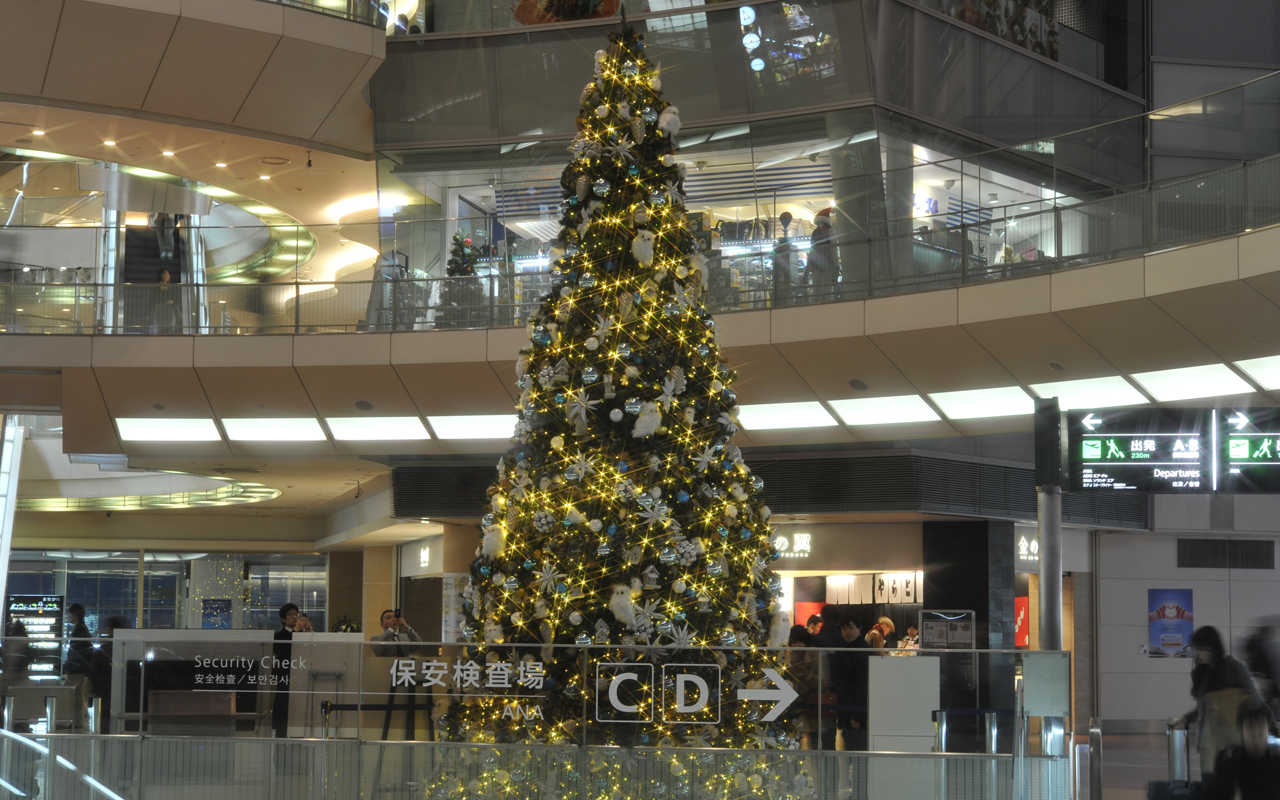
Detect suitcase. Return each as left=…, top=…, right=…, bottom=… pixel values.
left=1147, top=780, right=1200, bottom=799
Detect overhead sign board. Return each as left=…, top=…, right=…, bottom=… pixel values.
left=1066, top=408, right=1280, bottom=493
left=1218, top=408, right=1280, bottom=493
left=1067, top=408, right=1213, bottom=492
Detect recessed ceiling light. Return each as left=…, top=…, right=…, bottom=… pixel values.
left=32, top=130, right=43, bottom=136
left=1130, top=364, right=1253, bottom=401
left=1021, top=205, right=1030, bottom=210
left=829, top=395, right=940, bottom=425
left=162, top=151, right=174, bottom=156
left=428, top=415, right=518, bottom=439
left=928, top=386, right=1034, bottom=419
left=1029, top=376, right=1146, bottom=410
left=1235, top=355, right=1280, bottom=390
left=736, top=402, right=837, bottom=430
left=325, top=416, right=430, bottom=441
left=222, top=418, right=327, bottom=442
left=259, top=175, right=270, bottom=180
left=215, top=163, right=227, bottom=168
left=848, top=379, right=869, bottom=391
left=103, top=141, right=115, bottom=146
left=116, top=418, right=221, bottom=442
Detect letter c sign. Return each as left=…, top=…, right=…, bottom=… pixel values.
left=596, top=664, right=654, bottom=722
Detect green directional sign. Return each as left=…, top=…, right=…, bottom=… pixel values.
left=1067, top=409, right=1212, bottom=492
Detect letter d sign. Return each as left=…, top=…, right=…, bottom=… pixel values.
left=661, top=664, right=721, bottom=723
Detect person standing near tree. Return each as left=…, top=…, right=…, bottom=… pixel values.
left=271, top=603, right=311, bottom=738
left=63, top=604, right=93, bottom=731
left=370, top=610, right=423, bottom=657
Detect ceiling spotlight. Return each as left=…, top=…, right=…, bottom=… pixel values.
left=103, top=141, right=115, bottom=146
left=216, top=163, right=227, bottom=168
left=162, top=151, right=174, bottom=156
left=943, top=179, right=956, bottom=190
left=259, top=175, right=270, bottom=180
left=988, top=193, right=999, bottom=204
left=31, top=130, right=44, bottom=136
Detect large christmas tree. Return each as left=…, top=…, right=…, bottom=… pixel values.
left=438, top=25, right=805, bottom=796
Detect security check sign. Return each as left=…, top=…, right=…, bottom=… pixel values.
left=596, top=663, right=796, bottom=724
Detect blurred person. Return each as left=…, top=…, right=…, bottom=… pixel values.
left=811, top=605, right=849, bottom=750
left=271, top=603, right=311, bottom=737
left=787, top=625, right=820, bottom=749
left=151, top=268, right=181, bottom=334
left=371, top=609, right=423, bottom=657
left=900, top=624, right=920, bottom=648
left=148, top=212, right=175, bottom=260
left=806, top=615, right=822, bottom=636
left=807, top=207, right=838, bottom=302
left=0, top=619, right=31, bottom=730
left=88, top=615, right=127, bottom=734
left=63, top=604, right=93, bottom=731
left=1211, top=705, right=1280, bottom=800
left=864, top=630, right=885, bottom=649
left=1175, top=627, right=1272, bottom=794
left=1245, top=625, right=1280, bottom=714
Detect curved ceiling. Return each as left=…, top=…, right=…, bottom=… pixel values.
left=0, top=0, right=382, bottom=155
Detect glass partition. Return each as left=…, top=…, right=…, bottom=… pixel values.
left=0, top=636, right=1071, bottom=798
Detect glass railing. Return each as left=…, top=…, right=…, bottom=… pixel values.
left=0, top=151, right=1276, bottom=335
left=2, top=67, right=1278, bottom=336
left=0, top=636, right=1071, bottom=799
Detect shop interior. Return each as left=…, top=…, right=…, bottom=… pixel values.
left=380, top=109, right=1093, bottom=315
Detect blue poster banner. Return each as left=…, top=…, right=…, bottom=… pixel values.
left=1148, top=589, right=1194, bottom=657
left=201, top=598, right=232, bottom=630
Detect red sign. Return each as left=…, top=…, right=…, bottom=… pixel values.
left=1015, top=596, right=1030, bottom=647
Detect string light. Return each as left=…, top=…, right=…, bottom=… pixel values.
left=429, top=24, right=807, bottom=800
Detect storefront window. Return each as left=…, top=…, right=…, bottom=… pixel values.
left=4, top=551, right=329, bottom=633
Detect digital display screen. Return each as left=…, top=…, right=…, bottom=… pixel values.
left=6, top=595, right=64, bottom=677
left=1067, top=409, right=1213, bottom=492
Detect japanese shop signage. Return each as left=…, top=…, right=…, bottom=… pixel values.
left=772, top=532, right=811, bottom=559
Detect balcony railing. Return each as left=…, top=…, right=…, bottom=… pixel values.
left=2, top=151, right=1278, bottom=335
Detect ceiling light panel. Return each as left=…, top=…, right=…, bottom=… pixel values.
left=829, top=395, right=940, bottom=425
left=1028, top=376, right=1147, bottom=410
left=428, top=415, right=518, bottom=440
left=928, top=386, right=1034, bottom=419
left=1234, top=355, right=1280, bottom=390
left=116, top=418, right=221, bottom=442
left=326, top=416, right=430, bottom=441
left=222, top=418, right=326, bottom=442
left=1130, top=364, right=1253, bottom=402
left=736, top=402, right=837, bottom=430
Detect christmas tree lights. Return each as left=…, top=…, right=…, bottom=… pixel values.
left=431, top=24, right=812, bottom=799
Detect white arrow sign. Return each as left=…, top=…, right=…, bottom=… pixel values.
left=737, top=668, right=799, bottom=722
left=1081, top=413, right=1099, bottom=431
left=1229, top=413, right=1249, bottom=430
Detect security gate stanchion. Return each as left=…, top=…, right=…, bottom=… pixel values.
left=986, top=712, right=999, bottom=800
left=935, top=711, right=948, bottom=800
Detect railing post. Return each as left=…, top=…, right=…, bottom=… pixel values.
left=1089, top=718, right=1104, bottom=800
left=294, top=283, right=301, bottom=334
left=44, top=696, right=55, bottom=735
left=986, top=712, right=999, bottom=800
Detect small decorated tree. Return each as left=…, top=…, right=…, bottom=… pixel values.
left=437, top=230, right=486, bottom=328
